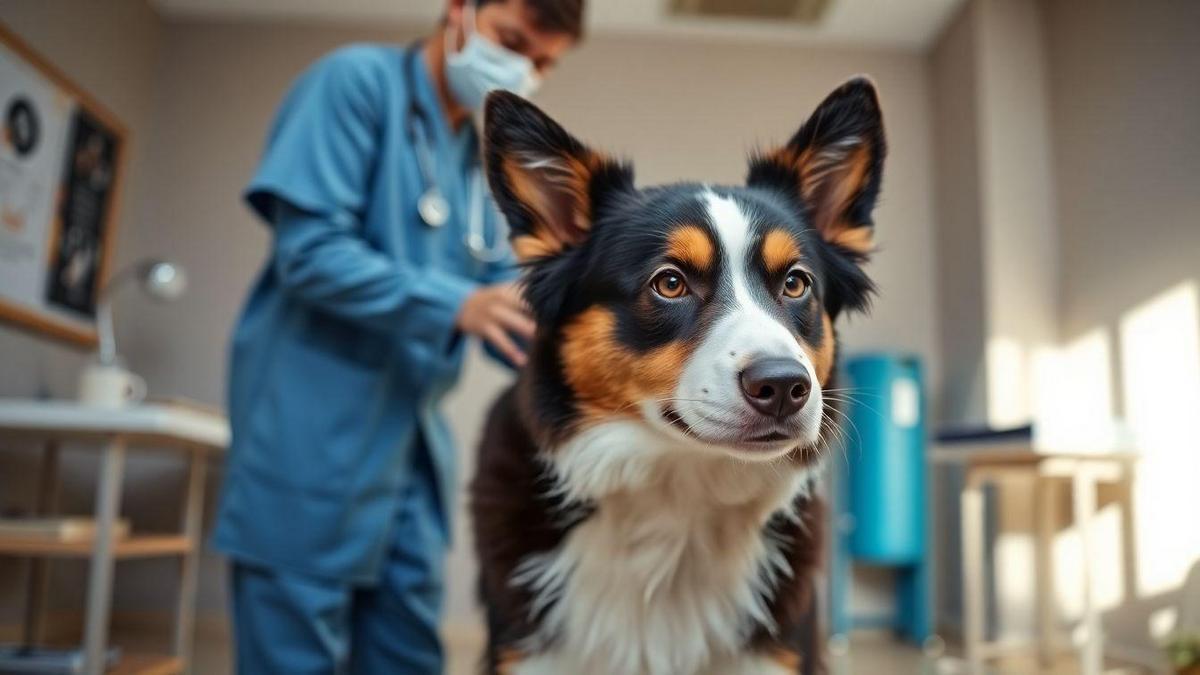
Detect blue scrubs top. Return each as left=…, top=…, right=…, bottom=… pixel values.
left=213, top=44, right=514, bottom=584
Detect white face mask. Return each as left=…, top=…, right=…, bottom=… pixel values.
left=445, top=4, right=541, bottom=113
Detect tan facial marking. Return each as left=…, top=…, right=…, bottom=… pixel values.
left=560, top=307, right=688, bottom=419
left=801, top=309, right=836, bottom=384
left=666, top=224, right=714, bottom=272
left=761, top=229, right=801, bottom=274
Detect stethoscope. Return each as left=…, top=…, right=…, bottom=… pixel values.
left=403, top=43, right=509, bottom=263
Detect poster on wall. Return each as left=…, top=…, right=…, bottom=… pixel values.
left=0, top=22, right=126, bottom=348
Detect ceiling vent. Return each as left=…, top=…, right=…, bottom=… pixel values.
left=669, top=0, right=832, bottom=23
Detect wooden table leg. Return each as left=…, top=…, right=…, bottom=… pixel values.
left=83, top=436, right=125, bottom=675
left=961, top=471, right=986, bottom=675
left=1034, top=476, right=1057, bottom=668
left=1117, top=465, right=1138, bottom=608
left=174, top=451, right=206, bottom=674
left=1072, top=468, right=1102, bottom=675
left=23, top=441, right=60, bottom=646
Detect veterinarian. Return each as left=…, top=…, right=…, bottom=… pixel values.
left=212, top=1, right=584, bottom=671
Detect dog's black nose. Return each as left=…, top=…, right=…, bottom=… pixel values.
left=739, top=358, right=811, bottom=418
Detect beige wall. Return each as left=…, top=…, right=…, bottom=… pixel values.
left=1043, top=0, right=1200, bottom=658
left=928, top=0, right=1059, bottom=428
left=1048, top=0, right=1200, bottom=339
left=976, top=0, right=1058, bottom=428
left=930, top=2, right=987, bottom=426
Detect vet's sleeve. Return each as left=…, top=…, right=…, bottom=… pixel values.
left=246, top=47, right=478, bottom=355
left=269, top=202, right=477, bottom=355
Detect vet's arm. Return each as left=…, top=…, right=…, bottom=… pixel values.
left=272, top=205, right=533, bottom=364
left=271, top=201, right=482, bottom=357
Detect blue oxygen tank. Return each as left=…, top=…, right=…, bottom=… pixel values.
left=844, top=354, right=926, bottom=563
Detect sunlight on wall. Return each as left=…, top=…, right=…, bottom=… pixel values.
left=987, top=336, right=1030, bottom=428
left=1031, top=329, right=1121, bottom=453
left=1119, top=280, right=1200, bottom=598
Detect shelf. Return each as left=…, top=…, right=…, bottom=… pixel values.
left=109, top=654, right=183, bottom=675
left=0, top=651, right=181, bottom=675
left=0, top=535, right=192, bottom=559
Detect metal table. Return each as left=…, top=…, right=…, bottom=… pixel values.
left=0, top=399, right=228, bottom=675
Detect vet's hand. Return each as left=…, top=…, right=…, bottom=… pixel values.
left=457, top=282, right=536, bottom=367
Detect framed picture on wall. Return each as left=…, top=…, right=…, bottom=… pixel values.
left=0, top=21, right=127, bottom=348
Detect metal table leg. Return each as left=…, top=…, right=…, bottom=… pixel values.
left=23, top=441, right=60, bottom=646
left=83, top=436, right=125, bottom=675
left=961, top=471, right=986, bottom=675
left=174, top=451, right=206, bottom=674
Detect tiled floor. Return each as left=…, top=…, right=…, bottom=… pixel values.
left=186, top=620, right=937, bottom=674
left=12, top=615, right=1154, bottom=674
left=154, top=621, right=1154, bottom=674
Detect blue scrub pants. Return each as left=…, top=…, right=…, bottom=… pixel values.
left=229, top=450, right=447, bottom=674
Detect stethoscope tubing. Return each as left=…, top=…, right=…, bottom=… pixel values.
left=403, top=42, right=509, bottom=264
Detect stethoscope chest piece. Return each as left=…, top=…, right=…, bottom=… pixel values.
left=403, top=42, right=508, bottom=259
left=418, top=188, right=450, bottom=228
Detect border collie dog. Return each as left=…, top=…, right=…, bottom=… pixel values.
left=472, top=78, right=886, bottom=675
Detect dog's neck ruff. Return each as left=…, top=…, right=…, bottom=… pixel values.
left=511, top=420, right=818, bottom=675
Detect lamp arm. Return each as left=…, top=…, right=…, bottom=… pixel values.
left=97, top=296, right=117, bottom=365
left=94, top=264, right=141, bottom=366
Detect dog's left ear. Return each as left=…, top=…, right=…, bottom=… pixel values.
left=484, top=91, right=632, bottom=263
left=748, top=77, right=886, bottom=258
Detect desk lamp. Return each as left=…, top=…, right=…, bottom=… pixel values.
left=96, top=259, right=187, bottom=366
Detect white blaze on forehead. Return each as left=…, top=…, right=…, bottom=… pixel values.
left=699, top=189, right=804, bottom=364
left=702, top=190, right=756, bottom=311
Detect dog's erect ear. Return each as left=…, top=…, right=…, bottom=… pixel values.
left=484, top=91, right=632, bottom=262
left=748, top=77, right=886, bottom=258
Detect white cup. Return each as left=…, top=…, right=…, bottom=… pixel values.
left=78, top=364, right=147, bottom=408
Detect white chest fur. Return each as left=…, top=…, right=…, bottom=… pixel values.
left=510, top=422, right=814, bottom=675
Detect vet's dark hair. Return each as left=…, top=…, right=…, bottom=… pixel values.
left=477, top=0, right=586, bottom=40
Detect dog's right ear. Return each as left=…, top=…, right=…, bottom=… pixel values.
left=484, top=91, right=633, bottom=263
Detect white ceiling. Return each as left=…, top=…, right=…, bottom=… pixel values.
left=151, top=0, right=966, bottom=49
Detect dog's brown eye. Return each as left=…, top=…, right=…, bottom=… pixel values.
left=652, top=270, right=689, bottom=299
left=782, top=269, right=809, bottom=299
